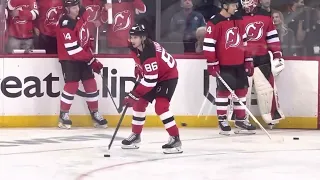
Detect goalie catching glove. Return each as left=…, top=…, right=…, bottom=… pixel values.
left=271, top=58, right=285, bottom=76
left=123, top=92, right=139, bottom=107
left=88, top=58, right=103, bottom=74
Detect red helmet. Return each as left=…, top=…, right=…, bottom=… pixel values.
left=241, top=0, right=259, bottom=13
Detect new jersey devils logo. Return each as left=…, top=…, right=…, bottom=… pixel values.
left=79, top=23, right=90, bottom=47
left=245, top=21, right=264, bottom=41
left=45, top=6, right=63, bottom=26
left=225, top=27, right=241, bottom=49
left=113, top=10, right=131, bottom=32
left=85, top=5, right=100, bottom=22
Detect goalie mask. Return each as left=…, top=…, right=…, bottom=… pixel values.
left=241, top=0, right=259, bottom=13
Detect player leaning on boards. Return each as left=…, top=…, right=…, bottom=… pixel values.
left=56, top=0, right=107, bottom=129
left=121, top=24, right=182, bottom=154
left=240, top=0, right=285, bottom=129
left=203, top=0, right=256, bottom=135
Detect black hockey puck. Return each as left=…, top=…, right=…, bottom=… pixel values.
left=104, top=154, right=111, bottom=157
left=181, top=122, right=187, bottom=127
left=293, top=137, right=299, bottom=140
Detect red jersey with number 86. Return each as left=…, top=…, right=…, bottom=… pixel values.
left=130, top=40, right=178, bottom=97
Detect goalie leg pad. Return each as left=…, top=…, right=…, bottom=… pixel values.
left=253, top=65, right=285, bottom=124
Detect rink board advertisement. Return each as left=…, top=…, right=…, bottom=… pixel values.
left=0, top=57, right=318, bottom=129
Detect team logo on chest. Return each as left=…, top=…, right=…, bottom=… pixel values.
left=225, top=27, right=241, bottom=49
left=79, top=23, right=90, bottom=46
left=245, top=21, right=264, bottom=41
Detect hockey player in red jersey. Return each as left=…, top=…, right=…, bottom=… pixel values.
left=56, top=0, right=107, bottom=129
left=100, top=0, right=146, bottom=53
left=121, top=24, right=182, bottom=154
left=203, top=0, right=256, bottom=135
left=36, top=0, right=64, bottom=54
left=240, top=0, right=285, bottom=129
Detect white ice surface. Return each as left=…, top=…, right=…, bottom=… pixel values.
left=1, top=128, right=320, bottom=180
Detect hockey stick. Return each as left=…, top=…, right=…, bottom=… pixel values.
left=216, top=73, right=272, bottom=140
left=105, top=104, right=128, bottom=155
left=100, top=74, right=121, bottom=113
left=104, top=77, right=140, bottom=156
left=197, top=91, right=209, bottom=118
left=227, top=96, right=234, bottom=121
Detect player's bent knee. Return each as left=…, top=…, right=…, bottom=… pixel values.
left=133, top=98, right=149, bottom=112
left=216, top=90, right=230, bottom=97
left=64, top=81, right=79, bottom=93
left=82, top=78, right=97, bottom=92
left=235, top=88, right=248, bottom=97
left=155, top=97, right=170, bottom=115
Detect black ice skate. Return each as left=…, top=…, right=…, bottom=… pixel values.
left=234, top=117, right=256, bottom=134
left=218, top=115, right=231, bottom=135
left=121, top=133, right=141, bottom=149
left=90, top=111, right=108, bottom=128
left=58, top=112, right=72, bottom=129
left=162, top=136, right=183, bottom=154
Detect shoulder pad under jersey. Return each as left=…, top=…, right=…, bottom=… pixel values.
left=59, top=15, right=77, bottom=30
left=209, top=14, right=223, bottom=25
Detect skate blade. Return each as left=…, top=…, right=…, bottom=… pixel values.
left=93, top=123, right=108, bottom=128
left=58, top=123, right=71, bottom=129
left=234, top=129, right=256, bottom=135
left=121, top=144, right=140, bottom=149
left=163, top=147, right=183, bottom=154
left=219, top=131, right=231, bottom=136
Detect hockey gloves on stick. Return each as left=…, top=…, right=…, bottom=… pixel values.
left=207, top=61, right=220, bottom=77
left=123, top=92, right=139, bottom=107
left=271, top=58, right=285, bottom=76
left=244, top=58, right=254, bottom=77
left=88, top=58, right=103, bottom=74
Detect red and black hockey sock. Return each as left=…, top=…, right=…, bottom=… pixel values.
left=82, top=78, right=99, bottom=112
left=60, top=81, right=79, bottom=112
left=233, top=88, right=248, bottom=119
left=155, top=97, right=179, bottom=137
left=216, top=90, right=231, bottom=117
left=132, top=99, right=148, bottom=134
